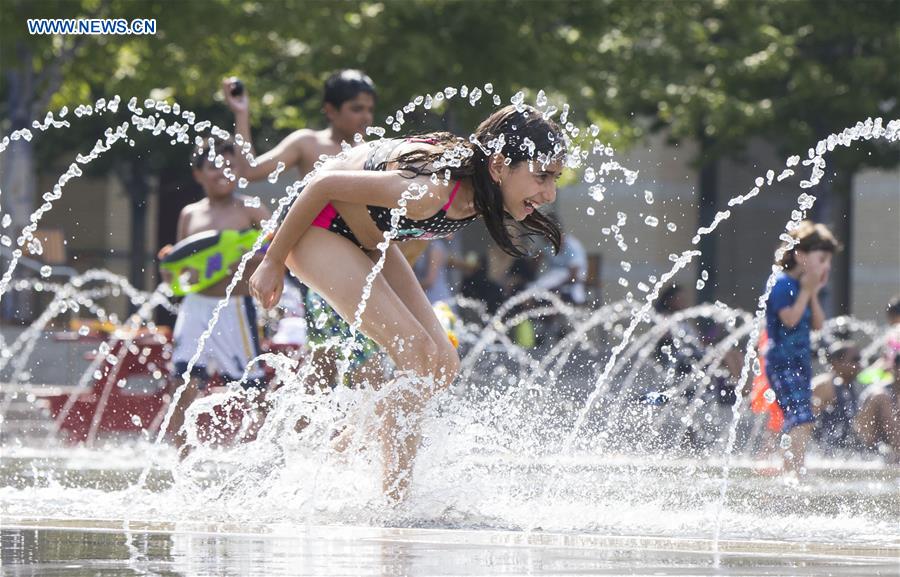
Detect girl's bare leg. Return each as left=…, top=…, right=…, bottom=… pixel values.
left=287, top=229, right=459, bottom=501
left=783, top=422, right=813, bottom=474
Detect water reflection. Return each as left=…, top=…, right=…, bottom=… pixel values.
left=2, top=523, right=897, bottom=576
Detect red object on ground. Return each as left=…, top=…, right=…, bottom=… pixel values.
left=45, top=331, right=305, bottom=445
left=45, top=331, right=170, bottom=443
left=749, top=330, right=784, bottom=432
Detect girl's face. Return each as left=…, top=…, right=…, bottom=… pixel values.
left=796, top=249, right=833, bottom=278
left=493, top=157, right=563, bottom=221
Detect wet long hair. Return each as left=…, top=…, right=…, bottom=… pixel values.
left=388, top=105, right=566, bottom=257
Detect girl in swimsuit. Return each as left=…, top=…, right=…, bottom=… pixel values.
left=250, top=104, right=566, bottom=501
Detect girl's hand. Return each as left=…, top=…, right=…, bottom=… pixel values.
left=799, top=269, right=819, bottom=293
left=222, top=77, right=249, bottom=114
left=249, top=258, right=284, bottom=309
left=816, top=268, right=830, bottom=292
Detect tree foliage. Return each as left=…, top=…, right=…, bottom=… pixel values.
left=2, top=0, right=897, bottom=184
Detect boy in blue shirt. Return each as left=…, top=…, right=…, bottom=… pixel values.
left=765, top=220, right=840, bottom=474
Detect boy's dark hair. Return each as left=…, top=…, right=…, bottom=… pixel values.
left=191, top=137, right=235, bottom=169
left=323, top=69, right=376, bottom=108
left=776, top=220, right=841, bottom=270
left=655, top=283, right=683, bottom=314
left=826, top=340, right=858, bottom=363
left=887, top=294, right=900, bottom=320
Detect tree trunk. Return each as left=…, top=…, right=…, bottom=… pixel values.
left=809, top=167, right=852, bottom=316
left=696, top=134, right=718, bottom=304
left=1, top=47, right=38, bottom=322
left=118, top=163, right=149, bottom=293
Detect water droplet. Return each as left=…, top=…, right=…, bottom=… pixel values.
left=267, top=161, right=286, bottom=184
left=238, top=177, right=249, bottom=189
left=666, top=222, right=677, bottom=232
left=40, top=265, right=52, bottom=278
left=586, top=207, right=595, bottom=216
left=244, top=196, right=261, bottom=208
left=644, top=190, right=654, bottom=204
left=78, top=326, right=90, bottom=336
left=131, top=414, right=143, bottom=427
left=1, top=214, right=10, bottom=227
left=644, top=215, right=659, bottom=227
left=779, top=434, right=792, bottom=449
left=618, top=277, right=629, bottom=287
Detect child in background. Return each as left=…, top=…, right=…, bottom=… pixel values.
left=223, top=70, right=385, bottom=388
left=158, top=137, right=272, bottom=456
left=764, top=220, right=840, bottom=475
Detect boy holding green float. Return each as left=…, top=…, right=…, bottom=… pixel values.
left=157, top=137, right=272, bottom=454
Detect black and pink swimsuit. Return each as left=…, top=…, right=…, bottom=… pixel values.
left=310, top=138, right=477, bottom=248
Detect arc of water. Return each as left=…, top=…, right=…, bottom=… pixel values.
left=457, top=288, right=576, bottom=384
left=652, top=311, right=880, bottom=445
left=531, top=117, right=899, bottom=536
left=1, top=271, right=162, bottom=379
left=7, top=288, right=117, bottom=382
left=709, top=117, right=899, bottom=563
left=0, top=124, right=131, bottom=300
left=653, top=319, right=755, bottom=447
left=47, top=282, right=172, bottom=442
left=85, top=290, right=171, bottom=445
left=599, top=305, right=753, bottom=435
left=8, top=87, right=651, bottom=521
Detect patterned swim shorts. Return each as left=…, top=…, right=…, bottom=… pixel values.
left=304, top=289, right=380, bottom=373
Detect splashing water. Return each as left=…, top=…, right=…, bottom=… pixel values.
left=1, top=85, right=898, bottom=561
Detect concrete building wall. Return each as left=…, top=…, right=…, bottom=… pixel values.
left=851, top=167, right=900, bottom=320
left=559, top=132, right=701, bottom=305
